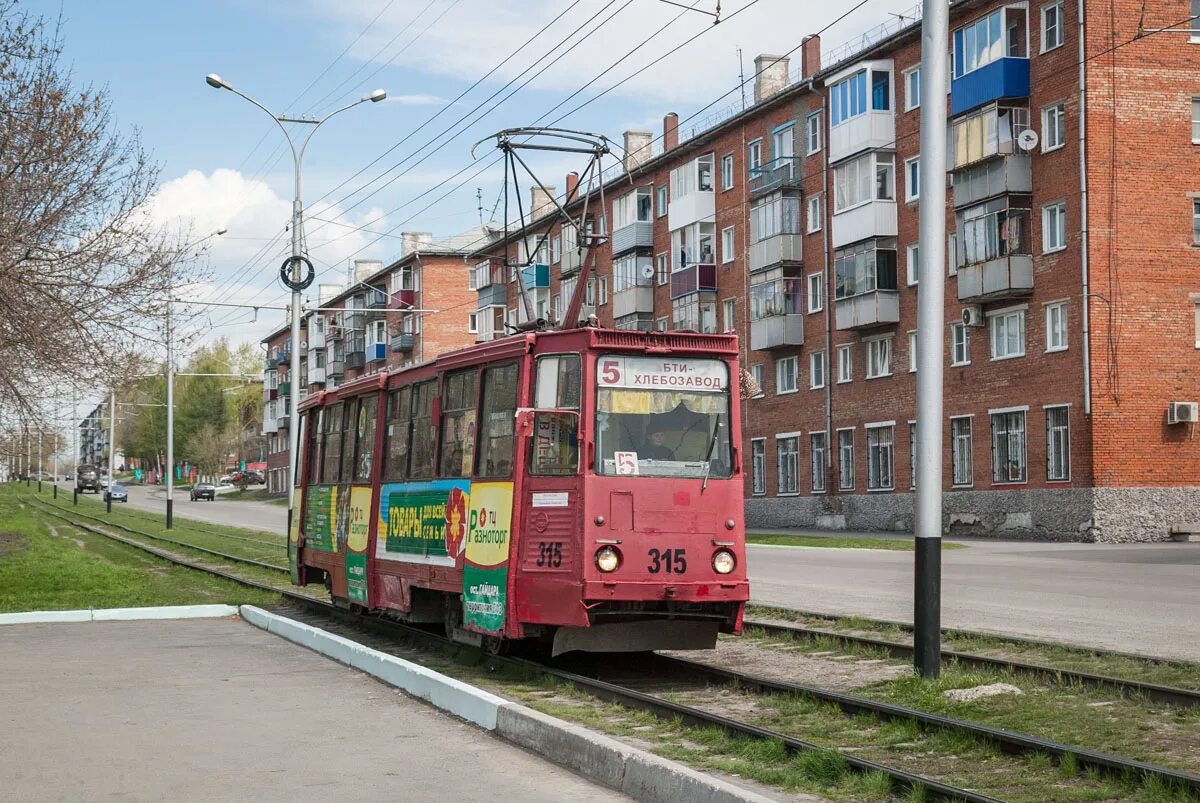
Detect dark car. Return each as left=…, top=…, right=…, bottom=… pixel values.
left=191, top=482, right=216, bottom=502
left=104, top=483, right=128, bottom=503
left=75, top=464, right=100, bottom=494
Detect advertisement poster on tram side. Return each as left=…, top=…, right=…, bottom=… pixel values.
left=303, top=484, right=338, bottom=552
left=345, top=486, right=372, bottom=603
left=375, top=479, right=471, bottom=567
left=289, top=487, right=303, bottom=582
left=462, top=482, right=514, bottom=634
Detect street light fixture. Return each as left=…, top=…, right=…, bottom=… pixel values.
left=205, top=73, right=386, bottom=540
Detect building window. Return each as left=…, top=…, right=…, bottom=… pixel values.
left=751, top=363, right=765, bottom=397
left=1042, top=103, right=1065, bottom=151
left=830, top=69, right=888, bottom=125
left=1193, top=97, right=1200, bottom=144
left=903, top=65, right=920, bottom=110
left=834, top=152, right=895, bottom=211
left=951, top=416, right=973, bottom=486
left=656, top=316, right=668, bottom=331
left=599, top=276, right=608, bottom=306
left=908, top=331, right=918, bottom=373
left=866, top=424, right=894, bottom=490
left=656, top=185, right=667, bottom=217
left=773, top=123, right=795, bottom=162
left=905, top=156, right=920, bottom=201
left=908, top=421, right=916, bottom=488
left=807, top=194, right=822, bottom=233
left=807, top=272, right=824, bottom=312
left=991, top=409, right=1028, bottom=483
left=751, top=439, right=766, bottom=495
left=838, top=429, right=854, bottom=490
left=551, top=234, right=561, bottom=263
left=1043, top=202, right=1067, bottom=252
left=866, top=336, right=892, bottom=378
left=721, top=153, right=734, bottom=190
left=723, top=298, right=736, bottom=333
left=656, top=252, right=669, bottom=285
left=1046, top=405, right=1070, bottom=481
left=810, top=432, right=827, bottom=492
left=748, top=139, right=762, bottom=172
left=1193, top=0, right=1200, bottom=43
left=810, top=350, right=826, bottom=389
left=1045, top=302, right=1068, bottom=352
left=954, top=8, right=1027, bottom=78
left=951, top=322, right=970, bottom=365
left=834, top=239, right=898, bottom=299
left=721, top=226, right=735, bottom=263
left=806, top=111, right=822, bottom=154
left=1041, top=1, right=1064, bottom=52
left=837, top=344, right=853, bottom=383
left=906, top=243, right=919, bottom=285
left=776, top=356, right=798, bottom=393
left=777, top=436, right=799, bottom=494
left=990, top=308, right=1026, bottom=359
left=948, top=231, right=958, bottom=276
left=467, top=312, right=479, bottom=334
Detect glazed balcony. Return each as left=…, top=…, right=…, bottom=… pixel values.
left=952, top=154, right=1031, bottom=208
left=476, top=282, right=508, bottom=308
left=368, top=342, right=387, bottom=363
left=832, top=200, right=897, bottom=249
left=749, top=157, right=802, bottom=199
left=520, top=263, right=550, bottom=289
left=308, top=366, right=326, bottom=385
left=327, top=359, right=345, bottom=378
left=612, top=286, right=654, bottom=318
left=669, top=262, right=717, bottom=300
left=751, top=314, right=805, bottom=350
left=611, top=221, right=654, bottom=255
left=390, top=333, right=414, bottom=353
left=391, top=289, right=416, bottom=310
left=835, top=290, right=900, bottom=330
left=951, top=58, right=1029, bottom=117
left=748, top=234, right=803, bottom=273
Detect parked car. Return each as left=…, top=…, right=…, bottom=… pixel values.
left=31, top=471, right=54, bottom=481
left=64, top=472, right=74, bottom=481
left=75, top=464, right=100, bottom=494
left=218, top=475, right=234, bottom=486
left=191, top=482, right=216, bottom=502
left=104, top=483, right=128, bottom=503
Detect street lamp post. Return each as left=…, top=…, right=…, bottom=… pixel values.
left=107, top=389, right=115, bottom=514
left=205, top=73, right=385, bottom=537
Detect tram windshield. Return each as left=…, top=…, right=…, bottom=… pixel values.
left=594, top=356, right=732, bottom=478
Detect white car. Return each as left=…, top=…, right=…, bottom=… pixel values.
left=218, top=475, right=234, bottom=486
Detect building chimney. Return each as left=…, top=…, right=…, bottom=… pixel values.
left=565, top=171, right=580, bottom=202
left=801, top=35, right=821, bottom=79
left=318, top=283, right=341, bottom=306
left=622, top=129, right=653, bottom=173
left=354, top=259, right=383, bottom=283
left=529, top=185, right=557, bottom=219
left=753, top=53, right=791, bottom=103
left=401, top=231, right=433, bottom=256
left=663, top=112, right=679, bottom=152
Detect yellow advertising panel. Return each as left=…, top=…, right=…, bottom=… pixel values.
left=465, top=482, right=513, bottom=568
left=347, top=486, right=372, bottom=553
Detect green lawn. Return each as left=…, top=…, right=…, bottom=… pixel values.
left=0, top=488, right=280, bottom=612
left=747, top=533, right=966, bottom=550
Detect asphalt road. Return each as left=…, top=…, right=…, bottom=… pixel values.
left=50, top=480, right=1200, bottom=661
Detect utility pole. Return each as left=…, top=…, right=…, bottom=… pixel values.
left=914, top=0, right=950, bottom=678
left=167, top=263, right=175, bottom=529
left=37, top=425, right=42, bottom=493
left=25, top=422, right=30, bottom=486
left=107, top=389, right=116, bottom=514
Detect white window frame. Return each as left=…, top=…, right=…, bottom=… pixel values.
left=806, top=111, right=822, bottom=155
left=750, top=438, right=766, bottom=495
left=1040, top=0, right=1064, bottom=52
left=989, top=306, right=1027, bottom=361
left=655, top=315, right=668, bottom=332
left=751, top=363, right=765, bottom=397
left=722, top=298, right=736, bottom=333
left=951, top=322, right=971, bottom=366
left=599, top=276, right=608, bottom=306
left=903, top=65, right=920, bottom=111
left=1042, top=102, right=1065, bottom=152
left=1194, top=200, right=1200, bottom=247
left=990, top=406, right=1029, bottom=484
left=866, top=335, right=893, bottom=379
left=776, top=356, right=798, bottom=394
left=1193, top=97, right=1200, bottom=144
left=807, top=193, right=823, bottom=233
left=467, top=312, right=479, bottom=334
left=1193, top=0, right=1200, bottom=44
left=655, top=252, right=669, bottom=286
left=950, top=415, right=974, bottom=487
left=1045, top=404, right=1071, bottom=482
left=747, top=139, right=763, bottom=172
left=865, top=421, right=895, bottom=491
left=837, top=427, right=855, bottom=490
left=1045, top=300, right=1068, bottom=352
left=721, top=226, right=736, bottom=264
left=776, top=433, right=801, bottom=496
left=656, top=185, right=668, bottom=218
left=1042, top=201, right=1067, bottom=253
left=906, top=243, right=919, bottom=286
left=837, top=343, right=853, bottom=383
left=810, top=431, right=827, bottom=493
left=908, top=330, right=918, bottom=373
left=810, top=350, right=826, bottom=389
left=807, top=272, right=824, bottom=313
left=948, top=231, right=958, bottom=277
left=904, top=155, right=920, bottom=202
left=721, top=153, right=735, bottom=191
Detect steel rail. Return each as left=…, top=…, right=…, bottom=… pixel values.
left=744, top=618, right=1200, bottom=710
left=26, top=497, right=994, bottom=803
left=46, top=495, right=285, bottom=547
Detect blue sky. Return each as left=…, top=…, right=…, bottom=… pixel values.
left=33, top=0, right=897, bottom=354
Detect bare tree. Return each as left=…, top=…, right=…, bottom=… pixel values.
left=0, top=3, right=200, bottom=418
left=185, top=423, right=234, bottom=483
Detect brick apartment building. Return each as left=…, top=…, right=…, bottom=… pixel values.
left=260, top=230, right=483, bottom=495
left=465, top=0, right=1200, bottom=541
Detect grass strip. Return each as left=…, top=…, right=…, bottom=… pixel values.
left=747, top=533, right=966, bottom=550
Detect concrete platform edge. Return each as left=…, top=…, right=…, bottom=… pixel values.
left=0, top=604, right=240, bottom=626
left=238, top=606, right=778, bottom=803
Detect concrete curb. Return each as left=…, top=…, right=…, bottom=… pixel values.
left=239, top=605, right=778, bottom=803
left=0, top=604, right=240, bottom=626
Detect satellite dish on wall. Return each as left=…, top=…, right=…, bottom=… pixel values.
left=640, top=263, right=655, bottom=280
left=1017, top=129, right=1039, bottom=152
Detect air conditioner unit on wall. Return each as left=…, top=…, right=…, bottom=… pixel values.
left=962, top=305, right=984, bottom=327
left=1167, top=401, right=1198, bottom=425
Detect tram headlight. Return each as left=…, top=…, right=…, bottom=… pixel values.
left=712, top=549, right=736, bottom=575
left=594, top=546, right=621, bottom=573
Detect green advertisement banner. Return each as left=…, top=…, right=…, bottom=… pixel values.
left=376, top=480, right=470, bottom=566
left=463, top=482, right=513, bottom=634
left=303, top=484, right=337, bottom=552
left=345, top=486, right=372, bottom=603
left=462, top=564, right=506, bottom=633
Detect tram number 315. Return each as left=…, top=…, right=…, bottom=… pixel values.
left=647, top=547, right=686, bottom=574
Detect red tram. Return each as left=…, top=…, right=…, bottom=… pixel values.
left=289, top=327, right=749, bottom=654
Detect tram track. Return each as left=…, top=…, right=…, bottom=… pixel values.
left=25, top=496, right=1200, bottom=802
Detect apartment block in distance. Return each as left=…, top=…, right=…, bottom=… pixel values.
left=472, top=0, right=1200, bottom=541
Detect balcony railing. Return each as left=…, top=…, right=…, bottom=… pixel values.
left=955, top=207, right=1033, bottom=302
left=277, top=381, right=291, bottom=397
left=749, top=157, right=802, bottom=197
left=390, top=332, right=414, bottom=353
left=751, top=315, right=805, bottom=350
left=327, top=359, right=345, bottom=377
left=951, top=57, right=1030, bottom=117
left=749, top=234, right=803, bottom=273
left=275, top=351, right=290, bottom=366
left=263, top=355, right=275, bottom=371
left=276, top=414, right=290, bottom=431
left=476, top=282, right=507, bottom=308
left=835, top=290, right=900, bottom=330
left=519, top=263, right=550, bottom=289
left=669, top=262, right=717, bottom=300
left=308, top=366, right=326, bottom=385
left=368, top=342, right=387, bottom=362
left=562, top=246, right=583, bottom=276
left=612, top=286, right=655, bottom=318
left=391, top=289, right=416, bottom=310
left=831, top=199, right=898, bottom=249
left=346, top=352, right=365, bottom=370
left=952, top=154, right=1031, bottom=208
left=611, top=221, right=654, bottom=254
left=365, top=288, right=389, bottom=310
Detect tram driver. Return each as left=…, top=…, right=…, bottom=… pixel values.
left=640, top=421, right=676, bottom=461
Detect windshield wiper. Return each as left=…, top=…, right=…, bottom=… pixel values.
left=700, top=419, right=721, bottom=493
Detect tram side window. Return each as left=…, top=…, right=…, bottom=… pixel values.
left=439, top=369, right=477, bottom=478
left=305, top=408, right=323, bottom=486
left=384, top=386, right=412, bottom=482
left=353, top=395, right=378, bottom=482
left=322, top=403, right=343, bottom=483
left=531, top=354, right=580, bottom=475
left=408, top=381, right=437, bottom=479
left=339, top=399, right=356, bottom=482
left=476, top=363, right=519, bottom=478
